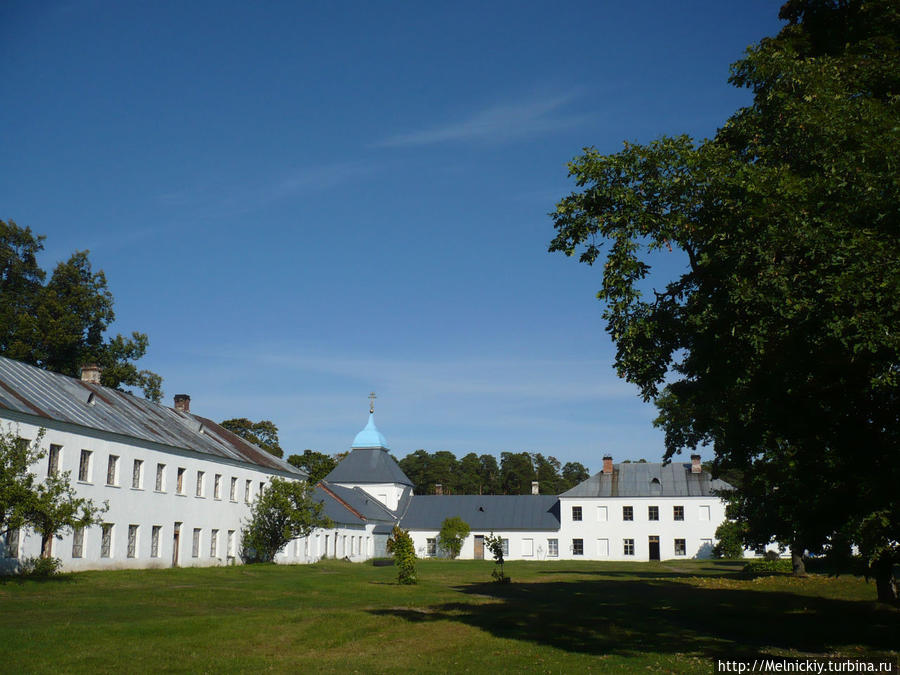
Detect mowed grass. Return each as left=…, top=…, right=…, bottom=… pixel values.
left=0, top=559, right=897, bottom=673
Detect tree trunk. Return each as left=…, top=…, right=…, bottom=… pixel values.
left=41, top=534, right=52, bottom=559
left=790, top=542, right=807, bottom=577
left=871, top=558, right=899, bottom=605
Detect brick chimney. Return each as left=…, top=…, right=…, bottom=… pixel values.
left=531, top=481, right=539, bottom=495
left=602, top=455, right=613, bottom=474
left=174, top=394, right=191, bottom=413
left=434, top=483, right=442, bottom=496
left=691, top=454, right=702, bottom=474
left=80, top=363, right=101, bottom=384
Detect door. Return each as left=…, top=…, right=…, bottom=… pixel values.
left=474, top=535, right=484, bottom=560
left=172, top=522, right=181, bottom=567
left=648, top=535, right=660, bottom=561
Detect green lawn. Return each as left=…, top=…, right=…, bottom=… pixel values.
left=0, top=559, right=896, bottom=673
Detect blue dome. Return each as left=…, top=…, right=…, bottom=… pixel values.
left=352, top=413, right=389, bottom=449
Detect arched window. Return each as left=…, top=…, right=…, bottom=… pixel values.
left=650, top=477, right=662, bottom=495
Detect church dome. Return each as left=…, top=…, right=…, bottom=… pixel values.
left=352, top=413, right=389, bottom=449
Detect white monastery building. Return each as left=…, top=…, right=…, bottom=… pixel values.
left=0, top=355, right=732, bottom=571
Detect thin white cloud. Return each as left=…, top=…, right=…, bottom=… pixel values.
left=372, top=92, right=587, bottom=148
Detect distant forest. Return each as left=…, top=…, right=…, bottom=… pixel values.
left=395, top=450, right=590, bottom=496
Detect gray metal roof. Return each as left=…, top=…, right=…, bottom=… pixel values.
left=560, top=462, right=732, bottom=498
left=318, top=482, right=398, bottom=522
left=324, top=447, right=413, bottom=486
left=399, top=495, right=560, bottom=531
left=0, top=356, right=304, bottom=476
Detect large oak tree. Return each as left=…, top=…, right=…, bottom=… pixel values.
left=550, top=0, right=899, bottom=602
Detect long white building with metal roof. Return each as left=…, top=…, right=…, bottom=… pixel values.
left=0, top=355, right=732, bottom=570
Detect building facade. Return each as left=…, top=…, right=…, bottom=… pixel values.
left=1, top=355, right=735, bottom=571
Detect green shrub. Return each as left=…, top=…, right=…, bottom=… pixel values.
left=712, top=521, right=746, bottom=559
left=484, top=533, right=510, bottom=584
left=386, top=526, right=417, bottom=584
left=18, top=556, right=62, bottom=577
left=742, top=559, right=791, bottom=576
left=437, top=516, right=470, bottom=559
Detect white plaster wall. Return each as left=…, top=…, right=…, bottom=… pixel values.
left=409, top=530, right=560, bottom=561
left=0, top=415, right=373, bottom=571
left=556, top=496, right=726, bottom=561
left=406, top=496, right=728, bottom=562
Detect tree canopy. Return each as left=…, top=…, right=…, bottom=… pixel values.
left=240, top=477, right=330, bottom=563
left=286, top=450, right=337, bottom=484
left=437, top=516, right=470, bottom=559
left=0, top=220, right=162, bottom=401
left=550, top=0, right=899, bottom=601
left=397, top=449, right=590, bottom=495
left=220, top=418, right=283, bottom=458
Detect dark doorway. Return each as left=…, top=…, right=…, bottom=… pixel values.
left=173, top=522, right=181, bottom=567
left=648, top=535, right=660, bottom=561
left=474, top=535, right=484, bottom=560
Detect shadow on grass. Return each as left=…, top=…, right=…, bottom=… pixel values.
left=0, top=572, right=76, bottom=586
left=369, top=576, right=899, bottom=658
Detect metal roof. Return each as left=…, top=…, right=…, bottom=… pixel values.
left=560, top=462, right=732, bottom=498
left=399, top=495, right=560, bottom=531
left=0, top=356, right=304, bottom=476
left=318, top=482, right=398, bottom=522
left=324, top=447, right=413, bottom=486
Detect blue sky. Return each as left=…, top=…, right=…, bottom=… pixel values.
left=0, top=1, right=785, bottom=469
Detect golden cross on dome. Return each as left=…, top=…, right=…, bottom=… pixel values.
left=369, top=392, right=376, bottom=414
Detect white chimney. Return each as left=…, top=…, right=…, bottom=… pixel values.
left=80, top=364, right=101, bottom=384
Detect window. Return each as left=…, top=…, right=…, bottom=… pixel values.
left=132, top=459, right=143, bottom=489
left=127, top=525, right=138, bottom=558
left=210, top=529, right=219, bottom=557
left=623, top=538, right=635, bottom=556
left=259, top=480, right=265, bottom=496
left=106, top=455, right=119, bottom=485
left=151, top=526, right=161, bottom=558
left=227, top=530, right=236, bottom=558
left=177, top=467, right=185, bottom=494
left=72, top=527, right=84, bottom=558
left=648, top=505, right=659, bottom=521
left=674, top=505, right=684, bottom=521
left=48, top=444, right=61, bottom=476
left=699, top=505, right=710, bottom=521
left=196, top=471, right=205, bottom=497
left=572, top=539, right=584, bottom=556
left=501, top=539, right=509, bottom=556
left=156, top=463, right=166, bottom=492
left=597, top=538, right=609, bottom=556
left=675, top=539, right=686, bottom=556
left=214, top=474, right=222, bottom=499
left=596, top=505, right=608, bottom=521
left=650, top=477, right=662, bottom=495
left=245, top=479, right=252, bottom=504
left=547, top=538, right=558, bottom=557
left=3, top=528, right=20, bottom=558
left=79, top=450, right=92, bottom=482
left=572, top=506, right=582, bottom=521
left=229, top=477, right=237, bottom=501
left=426, top=538, right=436, bottom=556
left=623, top=505, right=633, bottom=521
left=101, top=523, right=113, bottom=558
left=522, top=538, right=534, bottom=557
left=192, top=529, right=201, bottom=557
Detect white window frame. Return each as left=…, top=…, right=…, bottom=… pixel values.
left=132, top=459, right=143, bottom=489
left=156, top=463, right=166, bottom=492
left=151, top=526, right=161, bottom=558
left=79, top=450, right=92, bottom=483
left=72, top=526, right=84, bottom=558
left=106, top=455, right=119, bottom=486
left=547, top=538, right=558, bottom=557
left=127, top=524, right=138, bottom=558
